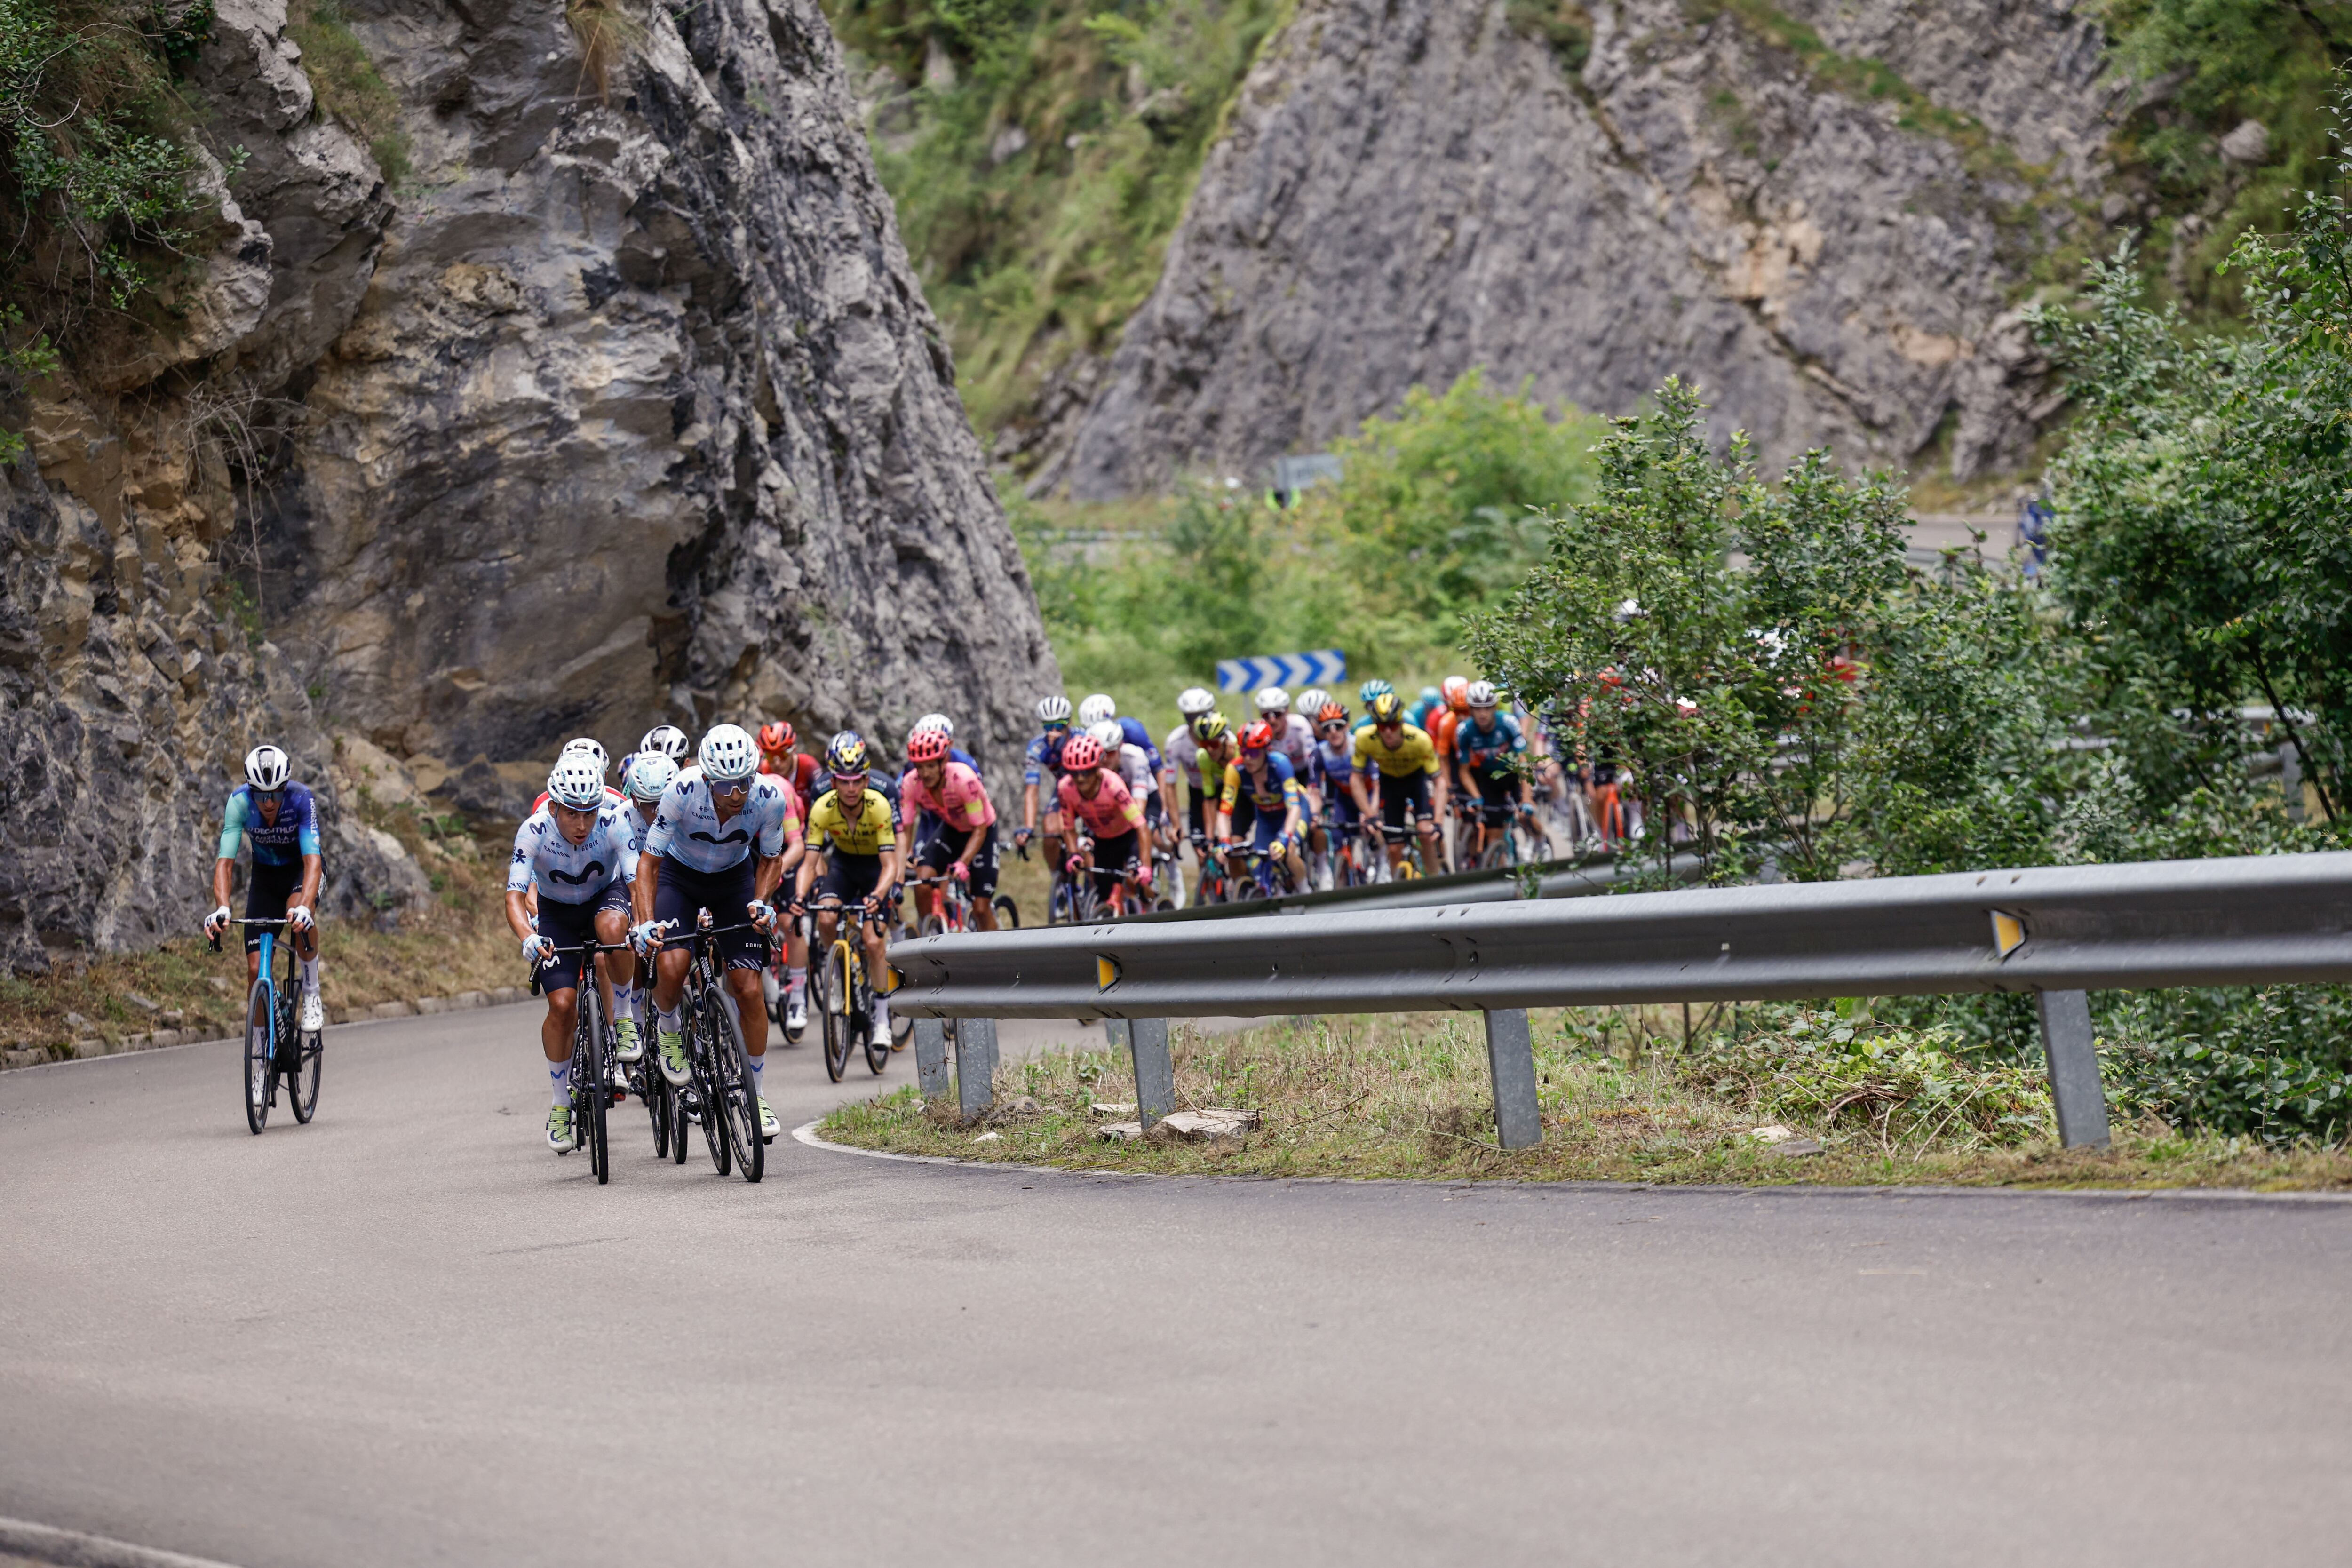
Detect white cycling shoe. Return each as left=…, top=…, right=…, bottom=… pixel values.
left=759, top=1097, right=780, bottom=1141
left=612, top=1016, right=644, bottom=1064
left=784, top=992, right=807, bottom=1038
left=546, top=1105, right=576, bottom=1154
left=298, top=987, right=323, bottom=1033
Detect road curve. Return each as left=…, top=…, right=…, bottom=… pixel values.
left=3, top=1003, right=2348, bottom=1567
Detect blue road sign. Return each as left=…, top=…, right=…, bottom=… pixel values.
left=1215, top=650, right=1347, bottom=694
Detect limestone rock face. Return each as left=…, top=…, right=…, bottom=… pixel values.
left=262, top=0, right=1056, bottom=779
left=1056, top=0, right=2121, bottom=497
left=2, top=0, right=1054, bottom=971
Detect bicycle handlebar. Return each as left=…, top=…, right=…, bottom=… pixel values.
left=208, top=915, right=290, bottom=953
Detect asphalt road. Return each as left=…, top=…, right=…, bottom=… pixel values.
left=4, top=1004, right=2349, bottom=1567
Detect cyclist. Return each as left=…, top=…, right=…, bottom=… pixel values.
left=1054, top=732, right=1152, bottom=913
left=1307, top=700, right=1359, bottom=889
left=1184, top=710, right=1238, bottom=884
left=204, top=745, right=326, bottom=1031
left=1087, top=718, right=1162, bottom=833
left=632, top=724, right=799, bottom=1142
left=1356, top=679, right=1395, bottom=733
left=758, top=719, right=821, bottom=800
left=609, top=750, right=677, bottom=1063
left=1163, top=685, right=1217, bottom=849
left=638, top=724, right=691, bottom=762
left=898, top=728, right=1001, bottom=931
left=529, top=737, right=624, bottom=814
left=791, top=732, right=902, bottom=1047
left=1018, top=695, right=1076, bottom=874
left=1350, top=692, right=1445, bottom=876
left=1454, top=681, right=1534, bottom=861
left=1077, top=693, right=1172, bottom=821
left=509, top=753, right=640, bottom=1153
left=1216, top=719, right=1308, bottom=892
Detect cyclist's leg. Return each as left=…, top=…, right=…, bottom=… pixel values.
left=1095, top=828, right=1140, bottom=912
left=241, top=859, right=302, bottom=990
left=534, top=896, right=597, bottom=1148
left=968, top=823, right=1002, bottom=930
left=647, top=858, right=703, bottom=1082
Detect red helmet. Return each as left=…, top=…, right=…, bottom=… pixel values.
left=1061, top=733, right=1104, bottom=771
left=1442, top=676, right=1470, bottom=712
left=907, top=728, right=950, bottom=764
left=758, top=720, right=794, bottom=753
left=1240, top=719, right=1275, bottom=753
left=1315, top=701, right=1347, bottom=726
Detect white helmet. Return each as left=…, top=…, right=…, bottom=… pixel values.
left=1078, top=693, right=1117, bottom=727
left=1296, top=688, right=1330, bottom=718
left=638, top=725, right=690, bottom=760
left=1176, top=686, right=1216, bottom=717
left=913, top=712, right=953, bottom=737
left=1466, top=679, right=1499, bottom=709
left=1255, top=686, right=1289, bottom=715
left=244, top=744, right=291, bottom=791
left=1087, top=719, right=1125, bottom=751
left=547, top=754, right=606, bottom=810
left=1037, top=695, right=1073, bottom=724
left=559, top=737, right=608, bottom=774
left=698, top=724, right=757, bottom=781
left=626, top=751, right=677, bottom=804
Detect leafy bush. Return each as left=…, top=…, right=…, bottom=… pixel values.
left=822, top=0, right=1288, bottom=430
left=0, top=0, right=213, bottom=318
left=1685, top=1009, right=2055, bottom=1152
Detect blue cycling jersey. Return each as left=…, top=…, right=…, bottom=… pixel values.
left=1457, top=714, right=1528, bottom=773
left=507, top=804, right=640, bottom=905
left=1023, top=730, right=1072, bottom=787
left=1309, top=737, right=1354, bottom=791
left=1116, top=716, right=1163, bottom=775
left=217, top=782, right=321, bottom=868
left=643, top=769, right=795, bottom=874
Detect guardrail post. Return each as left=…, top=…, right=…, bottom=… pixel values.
left=1128, top=1018, right=1174, bottom=1129
left=1483, top=1009, right=1543, bottom=1150
left=955, top=1017, right=999, bottom=1120
left=2035, top=990, right=2111, bottom=1149
left=913, top=1018, right=950, bottom=1103
left=1103, top=1019, right=1130, bottom=1051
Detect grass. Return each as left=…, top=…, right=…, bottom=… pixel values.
left=819, top=1009, right=2352, bottom=1191
left=285, top=0, right=410, bottom=183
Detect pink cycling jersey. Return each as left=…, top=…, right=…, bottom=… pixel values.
left=1056, top=769, right=1145, bottom=838
left=899, top=761, right=996, bottom=831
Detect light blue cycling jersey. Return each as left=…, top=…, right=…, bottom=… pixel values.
left=506, top=804, right=639, bottom=905
left=618, top=799, right=655, bottom=855
left=642, top=769, right=794, bottom=874
left=218, top=782, right=321, bottom=868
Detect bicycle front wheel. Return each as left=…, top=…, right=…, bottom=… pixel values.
left=694, top=995, right=731, bottom=1176
left=578, top=985, right=610, bottom=1185
left=711, top=990, right=763, bottom=1182
left=242, top=978, right=273, bottom=1135
left=992, top=895, right=1020, bottom=928
left=821, top=942, right=854, bottom=1082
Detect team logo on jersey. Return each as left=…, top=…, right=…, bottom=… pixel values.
left=690, top=828, right=750, bottom=847
left=546, top=860, right=609, bottom=886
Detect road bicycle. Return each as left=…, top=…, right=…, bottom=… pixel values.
left=1187, top=832, right=1231, bottom=907
left=621, top=967, right=685, bottom=1163
left=644, top=910, right=766, bottom=1183
left=1061, top=833, right=1158, bottom=921
left=804, top=895, right=892, bottom=1082
left=213, top=917, right=321, bottom=1135
left=1224, top=837, right=1303, bottom=903
left=539, top=937, right=631, bottom=1185
left=912, top=863, right=1020, bottom=936
left=1473, top=798, right=1556, bottom=872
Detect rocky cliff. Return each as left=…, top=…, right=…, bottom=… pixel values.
left=2, top=0, right=1056, bottom=971
left=1052, top=0, right=2122, bottom=497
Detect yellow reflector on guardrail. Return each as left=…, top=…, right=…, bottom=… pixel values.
left=1990, top=910, right=2026, bottom=959
left=1097, top=955, right=1120, bottom=992
left=885, top=965, right=905, bottom=995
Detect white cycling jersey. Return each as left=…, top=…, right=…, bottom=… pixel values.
left=1112, top=742, right=1155, bottom=801
left=642, top=767, right=794, bottom=873
left=507, top=805, right=639, bottom=905
left=1274, top=713, right=1315, bottom=777
left=619, top=798, right=655, bottom=854
left=1163, top=723, right=1200, bottom=789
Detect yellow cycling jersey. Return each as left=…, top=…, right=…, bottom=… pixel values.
left=803, top=788, right=898, bottom=857
left=1351, top=723, right=1441, bottom=780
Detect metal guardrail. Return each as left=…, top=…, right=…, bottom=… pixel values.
left=1132, top=849, right=1691, bottom=923
left=897, top=852, right=2352, bottom=1152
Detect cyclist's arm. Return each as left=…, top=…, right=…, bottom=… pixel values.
left=504, top=888, right=538, bottom=946
left=297, top=853, right=323, bottom=915
left=753, top=851, right=787, bottom=907
left=1280, top=781, right=1304, bottom=841
left=632, top=851, right=661, bottom=929
left=873, top=844, right=900, bottom=901
left=1022, top=780, right=1039, bottom=832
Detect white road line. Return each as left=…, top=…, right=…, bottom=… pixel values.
left=0, top=1514, right=246, bottom=1568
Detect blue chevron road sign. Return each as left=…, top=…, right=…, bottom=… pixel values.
left=1215, top=649, right=1348, bottom=695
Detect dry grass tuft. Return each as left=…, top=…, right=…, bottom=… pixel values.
left=565, top=0, right=646, bottom=102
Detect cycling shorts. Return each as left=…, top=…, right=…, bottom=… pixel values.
left=1144, top=789, right=1166, bottom=830
left=1228, top=793, right=1291, bottom=853
left=1089, top=828, right=1142, bottom=896
left=819, top=851, right=886, bottom=913
left=534, top=881, right=628, bottom=993
left=916, top=821, right=999, bottom=898
left=1380, top=773, right=1433, bottom=842
left=652, top=853, right=765, bottom=971
left=1474, top=770, right=1519, bottom=824
left=242, top=860, right=303, bottom=953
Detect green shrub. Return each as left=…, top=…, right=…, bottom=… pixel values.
left=286, top=0, right=407, bottom=183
